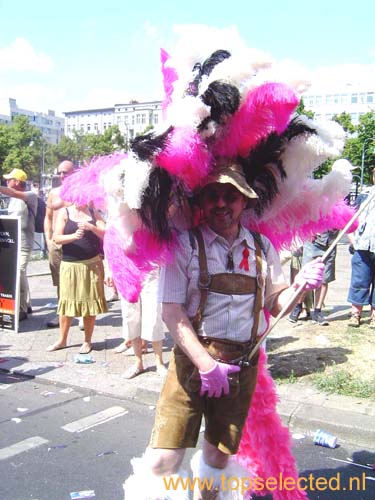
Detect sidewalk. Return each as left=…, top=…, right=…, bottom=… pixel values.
left=1, top=243, right=374, bottom=449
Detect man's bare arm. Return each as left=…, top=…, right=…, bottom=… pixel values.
left=0, top=185, right=29, bottom=201
left=162, top=303, right=215, bottom=372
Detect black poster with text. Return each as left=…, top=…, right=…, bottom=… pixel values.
left=0, top=216, right=20, bottom=332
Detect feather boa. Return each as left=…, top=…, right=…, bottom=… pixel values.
left=103, top=224, right=175, bottom=302
left=236, top=348, right=307, bottom=500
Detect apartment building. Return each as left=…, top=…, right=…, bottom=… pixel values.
left=64, top=107, right=115, bottom=137
left=4, top=98, right=65, bottom=144
left=64, top=101, right=162, bottom=143
left=302, top=84, right=375, bottom=124
left=114, top=101, right=161, bottom=142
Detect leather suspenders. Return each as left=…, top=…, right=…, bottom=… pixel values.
left=190, top=228, right=264, bottom=343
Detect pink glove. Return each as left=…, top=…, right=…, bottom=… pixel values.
left=199, top=361, right=241, bottom=398
left=294, top=258, right=325, bottom=291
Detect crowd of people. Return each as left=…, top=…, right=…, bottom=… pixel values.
left=0, top=162, right=168, bottom=378
left=286, top=168, right=375, bottom=329
left=1, top=164, right=375, bottom=361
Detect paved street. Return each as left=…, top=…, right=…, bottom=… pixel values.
left=1, top=240, right=375, bottom=499
left=1, top=372, right=374, bottom=500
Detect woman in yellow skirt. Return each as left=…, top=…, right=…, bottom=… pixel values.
left=46, top=203, right=107, bottom=354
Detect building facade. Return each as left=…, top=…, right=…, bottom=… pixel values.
left=64, top=101, right=162, bottom=144
left=64, top=107, right=115, bottom=137
left=114, top=101, right=162, bottom=143
left=302, top=84, right=375, bottom=124
left=5, top=98, right=65, bottom=144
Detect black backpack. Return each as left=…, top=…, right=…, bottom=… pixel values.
left=29, top=197, right=47, bottom=233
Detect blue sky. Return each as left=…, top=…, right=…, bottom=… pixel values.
left=1, top=0, right=374, bottom=116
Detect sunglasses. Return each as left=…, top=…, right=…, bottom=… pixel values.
left=203, top=188, right=243, bottom=204
left=58, top=171, right=72, bottom=177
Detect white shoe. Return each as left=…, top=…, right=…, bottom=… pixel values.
left=115, top=342, right=131, bottom=354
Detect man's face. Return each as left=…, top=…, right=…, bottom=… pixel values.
left=200, top=183, right=247, bottom=235
left=58, top=165, right=74, bottom=182
left=6, top=178, right=17, bottom=189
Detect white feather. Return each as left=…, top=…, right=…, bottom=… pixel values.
left=122, top=154, right=152, bottom=210
left=123, top=453, right=190, bottom=500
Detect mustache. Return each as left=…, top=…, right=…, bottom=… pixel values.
left=212, top=208, right=231, bottom=215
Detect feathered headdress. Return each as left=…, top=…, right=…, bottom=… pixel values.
left=61, top=27, right=356, bottom=499
left=61, top=25, right=354, bottom=302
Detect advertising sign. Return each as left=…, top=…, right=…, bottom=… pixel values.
left=0, top=216, right=20, bottom=333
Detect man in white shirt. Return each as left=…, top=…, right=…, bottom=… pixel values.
left=124, top=163, right=325, bottom=500
left=1, top=168, right=38, bottom=321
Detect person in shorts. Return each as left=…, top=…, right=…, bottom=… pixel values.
left=123, top=164, right=324, bottom=500
left=300, top=230, right=339, bottom=326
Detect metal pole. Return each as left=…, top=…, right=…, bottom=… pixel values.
left=360, top=144, right=365, bottom=190
left=248, top=188, right=375, bottom=361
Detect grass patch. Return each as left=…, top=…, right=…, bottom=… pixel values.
left=312, top=370, right=375, bottom=399
left=273, top=369, right=298, bottom=385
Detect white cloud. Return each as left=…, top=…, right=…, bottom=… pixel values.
left=0, top=38, right=54, bottom=73
left=61, top=87, right=133, bottom=113
left=0, top=83, right=64, bottom=115
left=309, top=63, right=375, bottom=91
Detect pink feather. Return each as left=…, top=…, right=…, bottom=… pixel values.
left=60, top=153, right=127, bottom=208
left=213, top=83, right=299, bottom=159
left=104, top=225, right=176, bottom=303
left=155, top=127, right=212, bottom=190
left=236, top=348, right=307, bottom=500
left=245, top=201, right=357, bottom=251
left=160, top=48, right=178, bottom=120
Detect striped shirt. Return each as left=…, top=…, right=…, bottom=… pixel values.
left=160, top=224, right=288, bottom=342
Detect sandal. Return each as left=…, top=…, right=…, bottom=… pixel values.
left=123, top=365, right=145, bottom=379
left=79, top=342, right=92, bottom=354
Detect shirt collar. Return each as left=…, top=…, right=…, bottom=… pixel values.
left=201, top=223, right=257, bottom=250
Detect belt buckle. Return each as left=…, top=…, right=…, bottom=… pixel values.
left=256, top=274, right=265, bottom=289
left=199, top=273, right=211, bottom=289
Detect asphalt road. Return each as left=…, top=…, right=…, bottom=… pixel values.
left=0, top=372, right=374, bottom=500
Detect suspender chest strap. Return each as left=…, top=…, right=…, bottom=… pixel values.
left=190, top=227, right=264, bottom=344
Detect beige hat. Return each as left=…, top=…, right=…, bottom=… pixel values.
left=202, top=164, right=258, bottom=199
left=3, top=168, right=27, bottom=182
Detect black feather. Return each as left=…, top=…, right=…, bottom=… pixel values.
left=238, top=116, right=317, bottom=215
left=200, top=81, right=240, bottom=126
left=139, top=168, right=173, bottom=241
left=185, top=49, right=231, bottom=97
left=131, top=127, right=173, bottom=161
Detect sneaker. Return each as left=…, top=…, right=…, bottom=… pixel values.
left=348, top=312, right=361, bottom=328
left=312, top=311, right=329, bottom=326
left=288, top=305, right=302, bottom=323
left=46, top=317, right=60, bottom=328
left=368, top=316, right=375, bottom=328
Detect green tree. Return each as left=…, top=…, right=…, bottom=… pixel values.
left=296, top=98, right=314, bottom=119
left=332, top=112, right=356, bottom=134
left=0, top=116, right=42, bottom=180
